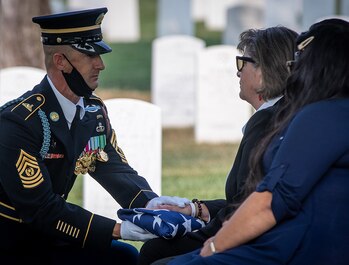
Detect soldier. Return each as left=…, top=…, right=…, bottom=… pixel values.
left=0, top=7, right=178, bottom=265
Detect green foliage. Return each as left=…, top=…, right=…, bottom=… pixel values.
left=139, top=0, right=157, bottom=41
left=99, top=41, right=152, bottom=91
left=195, top=21, right=222, bottom=47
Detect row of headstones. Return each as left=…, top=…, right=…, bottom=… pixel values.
left=152, top=10, right=349, bottom=142
left=158, top=0, right=349, bottom=45
left=61, top=0, right=349, bottom=44
left=152, top=35, right=252, bottom=143
left=0, top=66, right=161, bottom=221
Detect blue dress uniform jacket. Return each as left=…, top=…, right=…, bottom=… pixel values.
left=0, top=77, right=157, bottom=252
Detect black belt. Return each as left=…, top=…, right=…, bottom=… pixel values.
left=0, top=200, right=22, bottom=223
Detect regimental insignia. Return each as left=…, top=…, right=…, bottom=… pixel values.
left=22, top=103, right=33, bottom=112
left=16, top=149, right=44, bottom=189
left=110, top=129, right=128, bottom=164
left=11, top=94, right=45, bottom=121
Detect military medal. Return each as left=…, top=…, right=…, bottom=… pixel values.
left=75, top=134, right=108, bottom=174
left=97, top=149, right=109, bottom=162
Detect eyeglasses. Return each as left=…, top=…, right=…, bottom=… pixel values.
left=236, top=56, right=256, bottom=71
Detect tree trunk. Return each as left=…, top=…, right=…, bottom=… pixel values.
left=0, top=0, right=51, bottom=69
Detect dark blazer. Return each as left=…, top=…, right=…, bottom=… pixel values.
left=0, top=77, right=157, bottom=252
left=191, top=104, right=279, bottom=239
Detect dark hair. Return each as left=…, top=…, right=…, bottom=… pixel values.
left=237, top=27, right=298, bottom=100
left=243, top=19, right=349, bottom=200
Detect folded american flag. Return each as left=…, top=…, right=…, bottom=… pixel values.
left=117, top=208, right=206, bottom=239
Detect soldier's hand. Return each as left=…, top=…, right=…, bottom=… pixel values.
left=120, top=221, right=157, bottom=241
left=146, top=195, right=190, bottom=209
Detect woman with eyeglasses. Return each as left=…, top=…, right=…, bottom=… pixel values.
left=161, top=18, right=349, bottom=265
left=138, top=26, right=297, bottom=265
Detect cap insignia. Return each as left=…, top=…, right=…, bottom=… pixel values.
left=95, top=13, right=105, bottom=25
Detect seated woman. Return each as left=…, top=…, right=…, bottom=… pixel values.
left=138, top=26, right=298, bottom=265
left=159, top=18, right=349, bottom=265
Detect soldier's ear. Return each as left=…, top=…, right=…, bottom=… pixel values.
left=53, top=53, right=71, bottom=72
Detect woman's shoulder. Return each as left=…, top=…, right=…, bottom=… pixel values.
left=299, top=98, right=349, bottom=116
left=291, top=98, right=349, bottom=132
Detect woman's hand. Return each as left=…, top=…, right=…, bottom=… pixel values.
left=200, top=237, right=216, bottom=257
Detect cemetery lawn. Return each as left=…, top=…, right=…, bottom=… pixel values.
left=67, top=89, right=238, bottom=249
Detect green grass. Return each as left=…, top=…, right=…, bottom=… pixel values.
left=68, top=127, right=237, bottom=207
left=99, top=41, right=152, bottom=91
left=161, top=128, right=236, bottom=199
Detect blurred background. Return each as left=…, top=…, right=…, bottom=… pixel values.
left=1, top=0, right=348, bottom=90
left=1, top=0, right=348, bottom=249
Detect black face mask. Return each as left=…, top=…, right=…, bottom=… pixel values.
left=62, top=54, right=92, bottom=98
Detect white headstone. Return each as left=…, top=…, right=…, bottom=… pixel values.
left=195, top=45, right=252, bottom=143
left=68, top=0, right=140, bottom=42
left=204, top=0, right=240, bottom=30
left=83, top=98, right=162, bottom=221
left=103, top=0, right=140, bottom=42
left=0, top=66, right=46, bottom=105
left=151, top=35, right=205, bottom=127
left=192, top=0, right=208, bottom=21
left=265, top=0, right=302, bottom=32
left=157, top=0, right=193, bottom=37
left=223, top=3, right=265, bottom=46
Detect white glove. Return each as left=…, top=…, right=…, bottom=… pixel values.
left=146, top=195, right=191, bottom=209
left=120, top=220, right=157, bottom=241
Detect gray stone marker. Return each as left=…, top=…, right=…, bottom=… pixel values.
left=157, top=0, right=193, bottom=37
left=204, top=0, right=239, bottom=30
left=195, top=45, right=252, bottom=143
left=265, top=0, right=302, bottom=32
left=0, top=66, right=46, bottom=105
left=302, top=0, right=335, bottom=30
left=223, top=3, right=265, bottom=46
left=152, top=35, right=205, bottom=127
left=83, top=98, right=162, bottom=221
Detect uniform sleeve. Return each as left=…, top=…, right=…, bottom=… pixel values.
left=256, top=103, right=349, bottom=222
left=0, top=112, right=116, bottom=249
